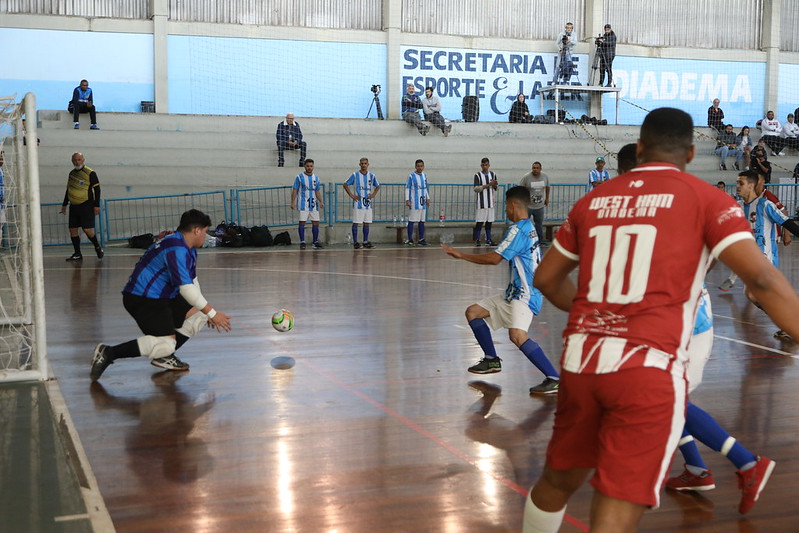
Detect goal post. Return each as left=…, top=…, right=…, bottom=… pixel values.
left=0, top=92, right=48, bottom=383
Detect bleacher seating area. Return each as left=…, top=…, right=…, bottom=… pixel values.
left=35, top=109, right=799, bottom=245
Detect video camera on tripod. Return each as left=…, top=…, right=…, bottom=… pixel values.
left=366, top=84, right=384, bottom=120
left=594, top=34, right=605, bottom=46
left=371, top=84, right=381, bottom=95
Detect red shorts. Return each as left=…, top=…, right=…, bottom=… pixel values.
left=546, top=367, right=686, bottom=507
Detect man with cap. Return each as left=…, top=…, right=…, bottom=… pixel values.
left=596, top=24, right=617, bottom=87
left=588, top=156, right=611, bottom=190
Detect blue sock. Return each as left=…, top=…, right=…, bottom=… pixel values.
left=485, top=223, right=492, bottom=242
left=419, top=222, right=426, bottom=240
left=351, top=224, right=358, bottom=243
left=519, top=339, right=559, bottom=378
left=407, top=222, right=415, bottom=241
left=312, top=224, right=319, bottom=243
left=468, top=319, right=497, bottom=359
left=677, top=427, right=708, bottom=470
left=298, top=224, right=305, bottom=243
left=363, top=225, right=370, bottom=242
left=685, top=402, right=757, bottom=470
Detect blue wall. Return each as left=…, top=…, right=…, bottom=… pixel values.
left=168, top=36, right=387, bottom=117
left=607, top=57, right=766, bottom=128
left=0, top=28, right=153, bottom=112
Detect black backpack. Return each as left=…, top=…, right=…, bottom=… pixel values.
left=250, top=225, right=273, bottom=247
left=273, top=231, right=292, bottom=246
left=128, top=233, right=155, bottom=249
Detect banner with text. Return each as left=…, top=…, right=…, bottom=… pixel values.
left=604, top=56, right=765, bottom=126
left=400, top=45, right=590, bottom=122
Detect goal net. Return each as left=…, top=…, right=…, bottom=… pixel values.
left=0, top=93, right=48, bottom=382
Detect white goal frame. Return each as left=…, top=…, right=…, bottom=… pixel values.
left=0, top=93, right=48, bottom=382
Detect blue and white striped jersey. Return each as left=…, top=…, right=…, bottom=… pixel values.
left=123, top=232, right=196, bottom=299
left=293, top=172, right=321, bottom=211
left=743, top=195, right=788, bottom=266
left=588, top=169, right=610, bottom=189
left=345, top=171, right=380, bottom=209
left=406, top=172, right=429, bottom=210
left=496, top=218, right=543, bottom=314
left=693, top=285, right=712, bottom=335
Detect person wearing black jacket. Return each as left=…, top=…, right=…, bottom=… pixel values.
left=597, top=24, right=617, bottom=87
left=275, top=113, right=307, bottom=167
left=509, top=94, right=532, bottom=123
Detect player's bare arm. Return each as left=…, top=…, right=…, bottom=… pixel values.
left=441, top=244, right=503, bottom=265
left=719, top=238, right=799, bottom=339
left=533, top=245, right=578, bottom=312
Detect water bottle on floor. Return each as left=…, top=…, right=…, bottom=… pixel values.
left=439, top=209, right=445, bottom=227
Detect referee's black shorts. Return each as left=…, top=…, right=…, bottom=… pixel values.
left=68, top=201, right=96, bottom=229
left=122, top=292, right=193, bottom=337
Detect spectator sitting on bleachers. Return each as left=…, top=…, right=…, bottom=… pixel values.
left=509, top=94, right=532, bottom=123
left=714, top=124, right=744, bottom=171
left=760, top=110, right=785, bottom=156
left=402, top=84, right=429, bottom=136
left=735, top=125, right=753, bottom=170
left=781, top=113, right=799, bottom=153
left=707, top=99, right=724, bottom=132
left=70, top=79, right=99, bottom=130
left=275, top=113, right=307, bottom=167
left=422, top=87, right=452, bottom=137
left=751, top=140, right=772, bottom=183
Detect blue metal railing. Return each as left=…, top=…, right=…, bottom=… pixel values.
left=102, top=191, right=227, bottom=242
left=234, top=184, right=327, bottom=228
left=331, top=183, right=510, bottom=223
left=39, top=202, right=106, bottom=247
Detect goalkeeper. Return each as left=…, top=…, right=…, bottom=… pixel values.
left=90, top=209, right=231, bottom=379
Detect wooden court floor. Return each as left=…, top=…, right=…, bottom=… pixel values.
left=42, top=242, right=799, bottom=532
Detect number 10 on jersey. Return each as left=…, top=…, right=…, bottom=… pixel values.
left=587, top=224, right=657, bottom=304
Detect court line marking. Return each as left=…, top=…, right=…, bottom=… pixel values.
left=301, top=358, right=590, bottom=533
left=712, top=334, right=797, bottom=356
left=54, top=513, right=91, bottom=522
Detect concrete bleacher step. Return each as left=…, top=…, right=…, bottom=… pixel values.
left=35, top=111, right=798, bottom=202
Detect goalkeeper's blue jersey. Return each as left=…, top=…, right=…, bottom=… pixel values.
left=123, top=232, right=196, bottom=299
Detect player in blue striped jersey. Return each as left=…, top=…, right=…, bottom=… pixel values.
left=90, top=210, right=232, bottom=379
left=405, top=159, right=430, bottom=246
left=343, top=157, right=381, bottom=249
left=736, top=170, right=799, bottom=340
left=736, top=170, right=799, bottom=267
left=291, top=159, right=325, bottom=250
left=588, top=156, right=610, bottom=190
left=442, top=186, right=560, bottom=395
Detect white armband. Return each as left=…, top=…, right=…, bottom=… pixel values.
left=179, top=283, right=208, bottom=311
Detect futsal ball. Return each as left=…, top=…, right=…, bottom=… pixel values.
left=271, top=309, right=294, bottom=332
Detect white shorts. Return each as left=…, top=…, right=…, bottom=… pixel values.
left=299, top=210, right=320, bottom=222
left=478, top=293, right=534, bottom=332
left=408, top=208, right=426, bottom=222
left=352, top=208, right=373, bottom=224
left=685, top=327, right=713, bottom=393
left=475, top=207, right=495, bottom=223
left=0, top=209, right=5, bottom=224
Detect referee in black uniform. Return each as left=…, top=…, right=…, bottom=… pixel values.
left=60, top=152, right=104, bottom=261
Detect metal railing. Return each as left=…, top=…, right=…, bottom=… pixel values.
left=547, top=184, right=587, bottom=221
left=234, top=185, right=327, bottom=228
left=39, top=202, right=106, bottom=246
left=102, top=191, right=228, bottom=242
left=332, top=183, right=510, bottom=224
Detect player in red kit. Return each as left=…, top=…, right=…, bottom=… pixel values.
left=522, top=108, right=799, bottom=533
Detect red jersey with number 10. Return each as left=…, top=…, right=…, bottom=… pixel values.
left=553, top=163, right=752, bottom=375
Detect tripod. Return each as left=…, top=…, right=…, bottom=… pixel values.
left=590, top=46, right=603, bottom=86
left=366, top=89, right=384, bottom=120
left=553, top=49, right=577, bottom=85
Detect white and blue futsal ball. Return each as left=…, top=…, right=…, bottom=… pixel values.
left=271, top=309, right=294, bottom=332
